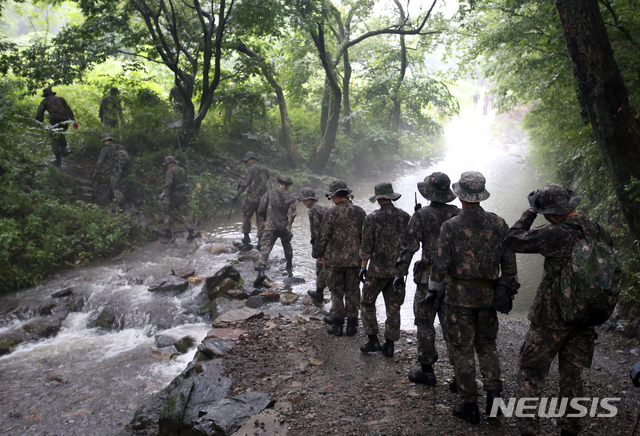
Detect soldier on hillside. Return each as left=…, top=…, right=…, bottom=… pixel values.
left=504, top=185, right=613, bottom=436
left=314, top=180, right=367, bottom=337
left=396, top=172, right=460, bottom=385
left=99, top=87, right=124, bottom=128
left=161, top=156, right=196, bottom=241
left=36, top=87, right=77, bottom=167
left=253, top=176, right=297, bottom=287
left=299, top=188, right=329, bottom=303
left=236, top=152, right=270, bottom=246
left=92, top=133, right=131, bottom=213
left=358, top=182, right=411, bottom=358
left=430, top=171, right=518, bottom=424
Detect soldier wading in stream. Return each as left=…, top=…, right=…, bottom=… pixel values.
left=236, top=151, right=270, bottom=246
left=161, top=156, right=196, bottom=241
left=358, top=182, right=410, bottom=358
left=253, top=175, right=297, bottom=288
left=396, top=172, right=460, bottom=385
left=429, top=171, right=518, bottom=424
left=299, top=188, right=329, bottom=303
left=314, top=180, right=366, bottom=337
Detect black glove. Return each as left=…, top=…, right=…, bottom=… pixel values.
left=359, top=267, right=367, bottom=283
left=393, top=275, right=404, bottom=290
left=414, top=203, right=422, bottom=212
left=424, top=291, right=438, bottom=306
left=527, top=190, right=539, bottom=211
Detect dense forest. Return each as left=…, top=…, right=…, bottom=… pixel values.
left=1, top=0, right=640, bottom=315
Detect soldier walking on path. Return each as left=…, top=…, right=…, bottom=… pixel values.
left=299, top=188, right=329, bottom=303
left=358, top=182, right=410, bottom=358
left=161, top=156, right=196, bottom=241
left=36, top=87, right=77, bottom=167
left=504, top=185, right=614, bottom=436
left=314, top=180, right=366, bottom=337
left=396, top=172, right=460, bottom=385
left=99, top=87, right=124, bottom=128
left=236, top=152, right=270, bottom=246
left=92, top=133, right=130, bottom=213
left=430, top=171, right=518, bottom=424
left=253, top=176, right=297, bottom=287
left=472, top=91, right=480, bottom=109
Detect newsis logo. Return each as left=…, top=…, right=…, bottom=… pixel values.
left=489, top=397, right=621, bottom=418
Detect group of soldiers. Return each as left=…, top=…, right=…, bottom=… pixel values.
left=237, top=155, right=610, bottom=436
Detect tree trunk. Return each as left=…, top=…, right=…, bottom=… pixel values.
left=320, top=76, right=331, bottom=138
left=555, top=0, right=640, bottom=240
left=342, top=48, right=352, bottom=134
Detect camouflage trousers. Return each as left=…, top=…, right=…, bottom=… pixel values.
left=517, top=323, right=596, bottom=435
left=257, top=229, right=293, bottom=268
left=109, top=164, right=130, bottom=205
left=441, top=302, right=502, bottom=403
left=315, top=259, right=326, bottom=289
left=50, top=122, right=69, bottom=154
left=242, top=201, right=264, bottom=237
left=414, top=284, right=451, bottom=366
left=325, top=266, right=360, bottom=320
left=361, top=277, right=405, bottom=341
left=163, top=192, right=194, bottom=231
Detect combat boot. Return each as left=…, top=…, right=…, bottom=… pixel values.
left=242, top=233, right=251, bottom=244
left=253, top=266, right=266, bottom=288
left=307, top=288, right=324, bottom=303
left=54, top=153, right=62, bottom=167
left=381, top=339, right=394, bottom=357
left=163, top=229, right=172, bottom=239
left=323, top=314, right=337, bottom=325
left=449, top=378, right=458, bottom=393
left=187, top=230, right=197, bottom=241
left=285, top=259, right=293, bottom=277
left=345, top=318, right=358, bottom=336
left=486, top=391, right=502, bottom=418
left=360, top=335, right=382, bottom=353
left=408, top=364, right=436, bottom=386
left=452, top=402, right=480, bottom=424
left=327, top=319, right=344, bottom=336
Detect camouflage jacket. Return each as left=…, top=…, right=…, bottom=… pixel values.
left=504, top=211, right=611, bottom=329
left=314, top=200, right=366, bottom=268
left=308, top=201, right=329, bottom=245
left=430, top=205, right=517, bottom=308
left=237, top=162, right=270, bottom=203
left=99, top=95, right=123, bottom=125
left=36, top=96, right=75, bottom=125
left=164, top=165, right=188, bottom=196
left=94, top=143, right=129, bottom=173
left=258, top=187, right=297, bottom=232
left=397, top=202, right=461, bottom=283
left=360, top=203, right=411, bottom=278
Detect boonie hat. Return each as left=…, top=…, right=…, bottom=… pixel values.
left=277, top=175, right=293, bottom=185
left=162, top=155, right=179, bottom=165
left=535, top=184, right=581, bottom=215
left=417, top=172, right=456, bottom=203
left=242, top=152, right=258, bottom=162
left=369, top=182, right=401, bottom=203
left=298, top=187, right=318, bottom=202
left=42, top=87, right=56, bottom=97
left=452, top=171, right=490, bottom=202
left=326, top=179, right=352, bottom=199
left=101, top=132, right=114, bottom=142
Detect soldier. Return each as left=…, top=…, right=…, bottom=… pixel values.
left=429, top=171, right=517, bottom=424
left=161, top=156, right=196, bottom=241
left=254, top=176, right=297, bottom=287
left=236, top=152, right=270, bottom=245
left=99, top=87, right=124, bottom=128
left=472, top=91, right=480, bottom=109
left=92, top=133, right=130, bottom=212
left=396, top=172, right=460, bottom=385
left=36, top=87, right=77, bottom=167
left=314, top=180, right=366, bottom=337
left=359, top=182, right=410, bottom=357
left=299, top=188, right=329, bottom=303
left=504, top=185, right=612, bottom=436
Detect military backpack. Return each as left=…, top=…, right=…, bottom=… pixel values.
left=110, top=143, right=130, bottom=166
left=552, top=221, right=621, bottom=327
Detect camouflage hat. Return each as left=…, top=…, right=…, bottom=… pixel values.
left=110, top=86, right=119, bottom=95
left=369, top=181, right=401, bottom=203
left=277, top=175, right=293, bottom=185
left=242, top=151, right=259, bottom=162
left=534, top=184, right=581, bottom=215
left=325, top=179, right=352, bottom=199
left=417, top=172, right=456, bottom=203
left=101, top=132, right=114, bottom=142
left=162, top=155, right=179, bottom=165
left=298, top=187, right=318, bottom=202
left=42, top=87, right=56, bottom=97
left=452, top=171, right=490, bottom=202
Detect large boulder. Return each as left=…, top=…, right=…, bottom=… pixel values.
left=213, top=308, right=264, bottom=326
left=93, top=306, right=123, bottom=330
left=149, top=276, right=190, bottom=293
left=22, top=316, right=62, bottom=340
left=193, top=392, right=274, bottom=435
left=205, top=266, right=241, bottom=300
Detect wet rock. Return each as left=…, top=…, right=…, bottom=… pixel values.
left=226, top=288, right=250, bottom=299
left=65, top=293, right=85, bottom=313
left=22, top=316, right=62, bottom=339
left=51, top=287, right=73, bottom=299
left=194, top=392, right=274, bottom=435
left=209, top=243, right=229, bottom=254
left=205, top=328, right=247, bottom=340
left=155, top=334, right=178, bottom=349
left=148, top=276, right=189, bottom=293
left=93, top=306, right=122, bottom=330
left=205, top=266, right=242, bottom=300
left=625, top=317, right=640, bottom=340
left=280, top=294, right=299, bottom=305
left=38, top=301, right=57, bottom=316
left=218, top=278, right=237, bottom=293
left=197, top=339, right=236, bottom=359
left=283, top=277, right=306, bottom=286
left=238, top=251, right=260, bottom=262
left=188, top=276, right=205, bottom=284
left=0, top=346, right=11, bottom=356
left=172, top=268, right=196, bottom=279
left=213, top=307, right=264, bottom=326
left=0, top=329, right=26, bottom=348
left=233, top=409, right=288, bottom=436
left=259, top=290, right=281, bottom=302
left=211, top=297, right=246, bottom=320
left=152, top=345, right=179, bottom=359
left=246, top=296, right=272, bottom=309
left=175, top=336, right=196, bottom=354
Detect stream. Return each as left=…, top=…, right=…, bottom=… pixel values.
left=0, top=105, right=547, bottom=435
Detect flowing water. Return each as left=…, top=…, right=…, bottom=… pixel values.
left=0, top=105, right=546, bottom=435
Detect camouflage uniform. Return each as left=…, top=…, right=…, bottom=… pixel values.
left=99, top=88, right=123, bottom=127
left=256, top=184, right=297, bottom=268
left=163, top=159, right=194, bottom=232
left=237, top=157, right=270, bottom=238
left=308, top=200, right=329, bottom=290
left=36, top=89, right=75, bottom=155
left=314, top=194, right=366, bottom=321
left=430, top=172, right=517, bottom=406
left=94, top=139, right=130, bottom=206
left=505, top=188, right=610, bottom=435
left=360, top=201, right=410, bottom=341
